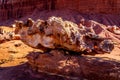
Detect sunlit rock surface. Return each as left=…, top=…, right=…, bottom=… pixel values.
left=14, top=17, right=114, bottom=53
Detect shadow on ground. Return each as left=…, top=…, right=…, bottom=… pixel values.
left=0, top=62, right=71, bottom=80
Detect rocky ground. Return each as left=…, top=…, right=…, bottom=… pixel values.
left=0, top=23, right=119, bottom=80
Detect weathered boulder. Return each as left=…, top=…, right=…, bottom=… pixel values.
left=13, top=17, right=120, bottom=80
left=14, top=16, right=114, bottom=53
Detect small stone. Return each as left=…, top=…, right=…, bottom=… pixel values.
left=14, top=43, right=22, bottom=47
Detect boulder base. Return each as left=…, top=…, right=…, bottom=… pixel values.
left=27, top=50, right=120, bottom=79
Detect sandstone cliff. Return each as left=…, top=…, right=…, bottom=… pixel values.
left=0, top=0, right=120, bottom=26
left=56, top=0, right=120, bottom=14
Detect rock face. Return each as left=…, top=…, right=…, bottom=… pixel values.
left=27, top=50, right=120, bottom=80
left=0, top=0, right=120, bottom=23
left=0, top=0, right=45, bottom=21
left=14, top=17, right=114, bottom=53
left=56, top=0, right=120, bottom=14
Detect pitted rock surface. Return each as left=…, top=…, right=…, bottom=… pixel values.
left=14, top=17, right=114, bottom=53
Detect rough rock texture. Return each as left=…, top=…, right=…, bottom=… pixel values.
left=27, top=50, right=120, bottom=80
left=13, top=17, right=120, bottom=79
left=14, top=17, right=114, bottom=53
left=0, top=0, right=120, bottom=25
left=79, top=19, right=120, bottom=44
left=0, top=27, right=20, bottom=43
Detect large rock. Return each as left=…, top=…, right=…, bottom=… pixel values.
left=27, top=50, right=120, bottom=80
left=13, top=17, right=120, bottom=80
left=14, top=17, right=114, bottom=53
